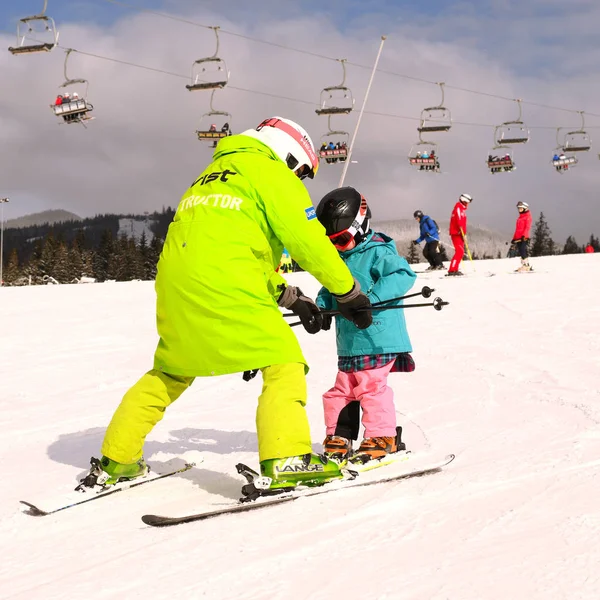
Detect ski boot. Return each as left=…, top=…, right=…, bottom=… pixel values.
left=76, top=456, right=149, bottom=491
left=237, top=453, right=344, bottom=501
left=446, top=271, right=464, bottom=277
left=516, top=259, right=532, bottom=273
left=350, top=426, right=407, bottom=466
left=322, top=435, right=352, bottom=462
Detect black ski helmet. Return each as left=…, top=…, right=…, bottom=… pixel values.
left=316, top=187, right=372, bottom=248
left=414, top=210, right=423, bottom=219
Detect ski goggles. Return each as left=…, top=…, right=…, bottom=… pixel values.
left=328, top=206, right=368, bottom=251
left=256, top=117, right=319, bottom=179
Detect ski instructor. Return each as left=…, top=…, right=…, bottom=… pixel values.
left=81, top=117, right=373, bottom=493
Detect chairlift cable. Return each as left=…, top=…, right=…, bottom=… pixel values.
left=100, top=0, right=600, bottom=118
left=7, top=33, right=600, bottom=128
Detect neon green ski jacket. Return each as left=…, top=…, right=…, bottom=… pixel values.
left=153, top=134, right=354, bottom=377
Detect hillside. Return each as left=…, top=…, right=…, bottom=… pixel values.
left=5, top=210, right=82, bottom=229
left=374, top=218, right=510, bottom=259
left=1, top=253, right=599, bottom=599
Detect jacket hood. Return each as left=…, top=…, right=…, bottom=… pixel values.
left=212, top=134, right=281, bottom=164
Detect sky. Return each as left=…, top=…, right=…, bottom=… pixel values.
left=1, top=254, right=600, bottom=598
left=1, top=0, right=600, bottom=242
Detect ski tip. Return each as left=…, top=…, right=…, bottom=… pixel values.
left=20, top=501, right=49, bottom=516
left=141, top=514, right=169, bottom=527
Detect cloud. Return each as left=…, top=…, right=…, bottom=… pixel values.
left=1, top=0, right=599, bottom=243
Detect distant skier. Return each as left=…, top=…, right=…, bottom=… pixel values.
left=79, top=117, right=372, bottom=494
left=315, top=187, right=416, bottom=464
left=447, top=193, right=472, bottom=276
left=413, top=210, right=444, bottom=270
left=512, top=201, right=533, bottom=272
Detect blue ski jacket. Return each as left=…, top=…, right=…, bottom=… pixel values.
left=316, top=231, right=416, bottom=357
left=415, top=215, right=439, bottom=243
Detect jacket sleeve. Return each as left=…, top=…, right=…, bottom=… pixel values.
left=256, top=162, right=355, bottom=296
left=316, top=286, right=333, bottom=310
left=458, top=206, right=467, bottom=233
left=524, top=213, right=532, bottom=238
left=369, top=251, right=417, bottom=304
left=423, top=216, right=438, bottom=240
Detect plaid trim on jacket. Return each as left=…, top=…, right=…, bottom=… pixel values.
left=338, top=353, right=415, bottom=373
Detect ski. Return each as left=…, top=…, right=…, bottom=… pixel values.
left=141, top=453, right=454, bottom=528
left=20, top=461, right=196, bottom=516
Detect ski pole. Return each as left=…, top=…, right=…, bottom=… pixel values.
left=460, top=227, right=474, bottom=263
left=288, top=297, right=449, bottom=327
left=281, top=286, right=435, bottom=319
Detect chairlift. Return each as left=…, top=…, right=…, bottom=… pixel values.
left=408, top=132, right=440, bottom=173
left=417, top=83, right=452, bottom=133
left=195, top=90, right=232, bottom=147
left=495, top=99, right=530, bottom=145
left=315, top=59, right=354, bottom=116
left=318, top=118, right=349, bottom=164
left=8, top=0, right=58, bottom=55
left=552, top=129, right=578, bottom=173
left=186, top=26, right=229, bottom=91
left=561, top=111, right=592, bottom=152
left=50, top=49, right=94, bottom=126
left=487, top=146, right=515, bottom=174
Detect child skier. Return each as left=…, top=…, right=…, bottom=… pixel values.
left=315, top=187, right=417, bottom=464
left=512, top=201, right=533, bottom=272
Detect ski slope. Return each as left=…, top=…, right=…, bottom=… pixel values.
left=1, top=254, right=599, bottom=600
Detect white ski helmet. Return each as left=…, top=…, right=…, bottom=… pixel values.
left=242, top=117, right=319, bottom=180
left=459, top=193, right=472, bottom=204
left=517, top=201, right=529, bottom=210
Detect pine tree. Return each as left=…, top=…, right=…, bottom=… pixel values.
left=405, top=241, right=420, bottom=264
left=562, top=236, right=580, bottom=254
left=94, top=229, right=114, bottom=281
left=3, top=248, right=21, bottom=285
left=531, top=212, right=556, bottom=257
left=589, top=234, right=600, bottom=252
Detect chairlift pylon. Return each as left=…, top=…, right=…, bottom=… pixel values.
left=318, top=116, right=349, bottom=164
left=552, top=128, right=578, bottom=173
left=495, top=99, right=530, bottom=145
left=8, top=0, right=59, bottom=55
left=417, top=83, right=452, bottom=133
left=50, top=48, right=94, bottom=126
left=315, top=59, right=355, bottom=116
left=186, top=26, right=229, bottom=92
left=408, top=131, right=441, bottom=173
left=195, top=90, right=232, bottom=146
left=562, top=111, right=592, bottom=152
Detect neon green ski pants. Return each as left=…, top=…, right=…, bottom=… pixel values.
left=101, top=363, right=311, bottom=463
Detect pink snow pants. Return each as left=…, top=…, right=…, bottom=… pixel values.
left=323, top=360, right=397, bottom=438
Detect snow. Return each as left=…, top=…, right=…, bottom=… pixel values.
left=1, top=253, right=599, bottom=600
left=117, top=217, right=155, bottom=243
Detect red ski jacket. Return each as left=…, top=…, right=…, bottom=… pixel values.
left=512, top=211, right=532, bottom=241
left=449, top=201, right=467, bottom=236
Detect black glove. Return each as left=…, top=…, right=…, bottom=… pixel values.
left=278, top=285, right=323, bottom=334
left=333, top=279, right=372, bottom=330
left=321, top=313, right=333, bottom=331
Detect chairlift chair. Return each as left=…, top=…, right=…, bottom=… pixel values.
left=494, top=99, right=530, bottom=145
left=552, top=129, right=578, bottom=173
left=315, top=59, right=355, bottom=116
left=51, top=49, right=94, bottom=126
left=487, top=146, right=515, bottom=173
left=8, top=0, right=59, bottom=55
left=408, top=133, right=440, bottom=173
left=319, top=126, right=349, bottom=164
left=559, top=111, right=592, bottom=153
left=186, top=26, right=229, bottom=91
left=195, top=90, right=232, bottom=146
left=417, top=83, right=452, bottom=133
